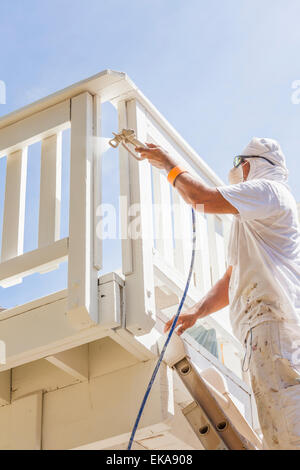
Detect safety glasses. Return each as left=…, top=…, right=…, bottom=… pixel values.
left=233, top=155, right=276, bottom=168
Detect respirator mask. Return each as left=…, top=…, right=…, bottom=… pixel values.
left=228, top=165, right=244, bottom=185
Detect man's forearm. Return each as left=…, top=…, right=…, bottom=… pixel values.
left=134, top=144, right=238, bottom=214
left=194, top=267, right=232, bottom=319
left=164, top=158, right=213, bottom=206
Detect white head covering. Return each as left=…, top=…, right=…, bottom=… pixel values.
left=241, top=137, right=289, bottom=185
left=227, top=138, right=290, bottom=266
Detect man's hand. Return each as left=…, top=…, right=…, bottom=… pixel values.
left=135, top=143, right=178, bottom=171
left=164, top=310, right=199, bottom=336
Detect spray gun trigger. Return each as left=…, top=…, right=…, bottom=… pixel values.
left=109, top=129, right=146, bottom=161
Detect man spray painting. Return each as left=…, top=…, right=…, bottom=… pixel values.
left=136, top=137, right=300, bottom=450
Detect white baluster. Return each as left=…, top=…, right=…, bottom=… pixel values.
left=172, top=189, right=191, bottom=276
left=195, top=211, right=211, bottom=292
left=1, top=148, right=27, bottom=263
left=152, top=166, right=174, bottom=266
left=207, top=214, right=219, bottom=285
left=215, top=216, right=226, bottom=275
left=38, top=133, right=62, bottom=248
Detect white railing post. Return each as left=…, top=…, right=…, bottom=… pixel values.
left=118, top=99, right=156, bottom=335
left=117, top=100, right=132, bottom=275
left=67, top=92, right=99, bottom=329
left=93, top=94, right=102, bottom=271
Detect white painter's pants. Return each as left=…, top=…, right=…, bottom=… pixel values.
left=244, top=321, right=300, bottom=450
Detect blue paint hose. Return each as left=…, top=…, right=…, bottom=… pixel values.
left=127, top=208, right=196, bottom=450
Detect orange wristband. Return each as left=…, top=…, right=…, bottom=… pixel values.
left=167, top=166, right=188, bottom=186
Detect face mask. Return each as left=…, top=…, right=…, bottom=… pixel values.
left=228, top=165, right=244, bottom=185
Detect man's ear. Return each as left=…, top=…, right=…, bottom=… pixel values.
left=242, top=161, right=250, bottom=181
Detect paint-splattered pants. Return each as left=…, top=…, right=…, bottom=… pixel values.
left=245, top=320, right=300, bottom=450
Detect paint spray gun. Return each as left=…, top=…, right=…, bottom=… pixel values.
left=109, top=129, right=147, bottom=161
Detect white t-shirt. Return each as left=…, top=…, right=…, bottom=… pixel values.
left=217, top=179, right=300, bottom=344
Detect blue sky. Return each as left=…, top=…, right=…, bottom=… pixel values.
left=0, top=0, right=300, bottom=307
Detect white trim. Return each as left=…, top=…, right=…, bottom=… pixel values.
left=0, top=237, right=68, bottom=288
left=0, top=100, right=70, bottom=158
left=0, top=70, right=126, bottom=129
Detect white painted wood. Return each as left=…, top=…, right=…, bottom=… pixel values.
left=110, top=328, right=155, bottom=362
left=0, top=100, right=70, bottom=158
left=100, top=404, right=203, bottom=450
left=215, top=216, right=226, bottom=276
left=0, top=370, right=10, bottom=405
left=193, top=211, right=204, bottom=292
left=46, top=344, right=88, bottom=382
left=42, top=359, right=173, bottom=450
left=172, top=189, right=192, bottom=276
left=206, top=214, right=219, bottom=285
left=0, top=237, right=68, bottom=288
left=137, top=402, right=203, bottom=450
left=0, top=276, right=123, bottom=371
left=67, top=92, right=99, bottom=329
left=38, top=133, right=62, bottom=248
left=118, top=100, right=133, bottom=274
left=152, top=166, right=174, bottom=265
left=89, top=336, right=139, bottom=379
left=12, top=359, right=80, bottom=401
left=0, top=392, right=42, bottom=450
left=98, top=273, right=124, bottom=328
left=0, top=71, right=127, bottom=130
left=0, top=290, right=118, bottom=372
left=194, top=212, right=212, bottom=293
left=118, top=99, right=156, bottom=335
left=0, top=289, right=68, bottom=322
left=93, top=94, right=102, bottom=270
left=1, top=149, right=27, bottom=265
left=223, top=217, right=232, bottom=268
left=0, top=325, right=6, bottom=365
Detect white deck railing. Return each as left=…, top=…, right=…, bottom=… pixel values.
left=0, top=91, right=101, bottom=330
left=0, top=100, right=70, bottom=288
left=115, top=95, right=242, bottom=377
left=0, top=70, right=242, bottom=377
